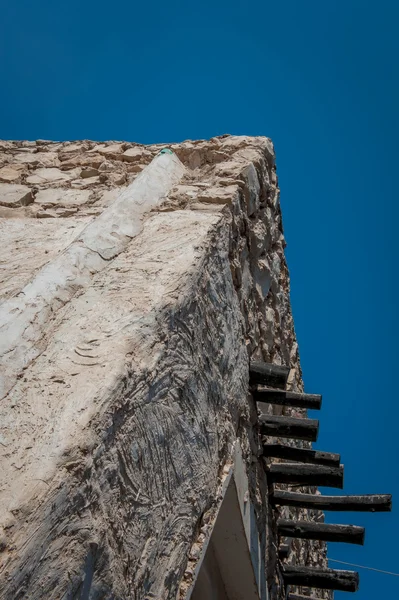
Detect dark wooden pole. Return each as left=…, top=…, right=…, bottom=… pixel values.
left=259, top=415, right=319, bottom=442
left=267, top=463, right=344, bottom=488
left=249, top=361, right=290, bottom=389
left=263, top=444, right=340, bottom=466
left=282, top=565, right=359, bottom=592
left=288, top=595, right=326, bottom=600
left=277, top=519, right=365, bottom=545
left=271, top=490, right=392, bottom=512
left=254, top=389, right=322, bottom=410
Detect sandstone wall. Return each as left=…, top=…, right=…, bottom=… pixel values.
left=0, top=136, right=329, bottom=599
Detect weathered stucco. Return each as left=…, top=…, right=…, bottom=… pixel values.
left=0, top=136, right=328, bottom=599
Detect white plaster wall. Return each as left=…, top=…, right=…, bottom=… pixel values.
left=0, top=152, right=185, bottom=399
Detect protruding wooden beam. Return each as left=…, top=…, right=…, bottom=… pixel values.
left=249, top=361, right=290, bottom=389
left=277, top=519, right=365, bottom=545
left=288, top=595, right=323, bottom=600
left=288, top=595, right=326, bottom=600
left=267, top=463, right=344, bottom=488
left=271, top=490, right=392, bottom=512
left=263, top=444, right=340, bottom=466
left=282, top=565, right=359, bottom=592
left=259, top=415, right=319, bottom=442
left=254, top=388, right=322, bottom=410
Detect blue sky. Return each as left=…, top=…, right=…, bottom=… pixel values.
left=1, top=0, right=398, bottom=597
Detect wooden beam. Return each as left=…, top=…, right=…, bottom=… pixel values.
left=267, top=463, right=344, bottom=488
left=263, top=444, right=340, bottom=466
left=282, top=565, right=359, bottom=592
left=254, top=388, right=322, bottom=410
left=271, top=490, right=392, bottom=512
left=259, top=415, right=319, bottom=442
left=249, top=361, right=290, bottom=389
left=288, top=595, right=326, bottom=600
left=277, top=519, right=365, bottom=545
left=288, top=595, right=323, bottom=600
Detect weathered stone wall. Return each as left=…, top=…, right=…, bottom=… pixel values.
left=0, top=136, right=329, bottom=599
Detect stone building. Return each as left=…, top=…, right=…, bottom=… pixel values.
left=0, top=135, right=338, bottom=599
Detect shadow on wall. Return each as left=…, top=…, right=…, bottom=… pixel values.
left=189, top=473, right=263, bottom=600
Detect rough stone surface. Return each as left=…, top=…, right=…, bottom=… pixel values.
left=26, top=167, right=78, bottom=185
left=0, top=183, right=33, bottom=208
left=0, top=136, right=330, bottom=600
left=0, top=166, right=21, bottom=183
left=34, top=188, right=92, bottom=208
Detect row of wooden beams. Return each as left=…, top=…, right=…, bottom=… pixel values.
left=277, top=519, right=365, bottom=545
left=288, top=595, right=328, bottom=600
left=267, top=463, right=344, bottom=488
left=263, top=443, right=340, bottom=466
left=254, top=388, right=322, bottom=410
left=282, top=565, right=359, bottom=592
left=249, top=361, right=290, bottom=389
left=250, top=361, right=389, bottom=597
left=259, top=415, right=319, bottom=442
left=271, top=489, right=392, bottom=512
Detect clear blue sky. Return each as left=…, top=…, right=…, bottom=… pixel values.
left=1, top=1, right=398, bottom=598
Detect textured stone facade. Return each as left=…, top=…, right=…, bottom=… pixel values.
left=0, top=136, right=329, bottom=599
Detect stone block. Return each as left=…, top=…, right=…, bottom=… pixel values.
left=80, top=167, right=99, bottom=178
left=0, top=183, right=33, bottom=207
left=197, top=185, right=239, bottom=205
left=0, top=166, right=21, bottom=183
left=71, top=176, right=100, bottom=189
left=12, top=151, right=60, bottom=167
left=122, top=147, right=152, bottom=162
left=59, top=142, right=85, bottom=153
left=35, top=152, right=60, bottom=167
left=10, top=153, right=39, bottom=166
left=34, top=189, right=91, bottom=208
left=26, top=168, right=76, bottom=185
left=91, top=144, right=124, bottom=158
left=59, top=153, right=103, bottom=169
left=107, top=172, right=127, bottom=185
left=127, top=163, right=145, bottom=173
